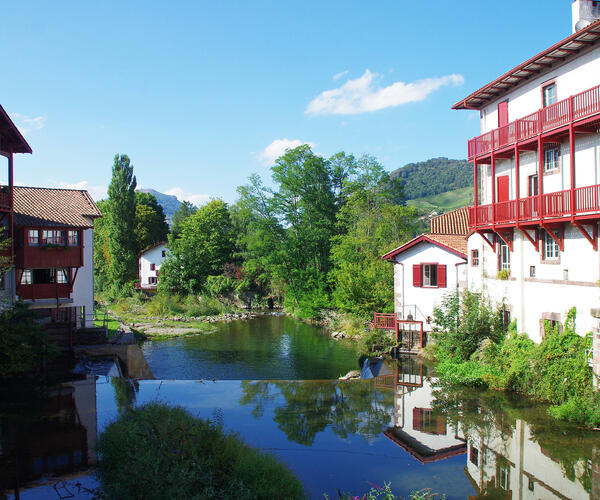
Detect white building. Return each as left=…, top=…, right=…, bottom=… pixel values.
left=382, top=208, right=468, bottom=331
left=453, top=2, right=600, bottom=380
left=138, top=241, right=167, bottom=290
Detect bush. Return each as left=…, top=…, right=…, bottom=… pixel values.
left=204, top=275, right=236, bottom=297
left=358, top=329, right=395, bottom=356
left=0, top=303, right=59, bottom=380
left=185, top=295, right=231, bottom=317
left=97, top=402, right=305, bottom=499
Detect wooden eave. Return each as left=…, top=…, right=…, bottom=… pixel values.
left=0, top=104, right=32, bottom=154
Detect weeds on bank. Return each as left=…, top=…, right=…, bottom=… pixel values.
left=431, top=293, right=600, bottom=428
left=325, top=483, right=445, bottom=499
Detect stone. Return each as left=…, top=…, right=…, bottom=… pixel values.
left=339, top=370, right=361, bottom=380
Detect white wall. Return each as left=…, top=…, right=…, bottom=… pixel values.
left=393, top=241, right=467, bottom=328
left=71, top=227, right=95, bottom=327
left=139, top=244, right=167, bottom=287
left=467, top=226, right=600, bottom=341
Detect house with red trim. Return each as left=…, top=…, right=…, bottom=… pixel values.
left=138, top=241, right=167, bottom=290
left=453, top=1, right=600, bottom=380
left=381, top=207, right=468, bottom=331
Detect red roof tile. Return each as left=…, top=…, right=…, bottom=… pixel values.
left=429, top=207, right=469, bottom=236
left=13, top=186, right=102, bottom=228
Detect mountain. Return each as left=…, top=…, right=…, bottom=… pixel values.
left=138, top=189, right=181, bottom=224
left=390, top=157, right=473, bottom=201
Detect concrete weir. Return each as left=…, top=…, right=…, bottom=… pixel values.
left=73, top=343, right=154, bottom=379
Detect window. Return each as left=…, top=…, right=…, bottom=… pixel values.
left=528, top=174, right=538, bottom=196
left=28, top=229, right=39, bottom=246
left=56, top=268, right=69, bottom=284
left=412, top=408, right=447, bottom=435
left=412, top=264, right=446, bottom=288
left=502, top=309, right=511, bottom=330
left=471, top=249, right=479, bottom=266
left=161, top=250, right=166, bottom=258
left=41, top=230, right=66, bottom=246
left=423, top=264, right=438, bottom=287
left=542, top=82, right=556, bottom=107
left=67, top=230, right=79, bottom=246
left=542, top=229, right=560, bottom=260
left=497, top=463, right=511, bottom=490
left=470, top=446, right=479, bottom=466
left=529, top=265, right=536, bottom=277
left=21, top=269, right=32, bottom=285
left=544, top=147, right=560, bottom=172
left=149, top=276, right=157, bottom=285
left=498, top=242, right=510, bottom=272
left=150, top=263, right=156, bottom=271
left=528, top=478, right=535, bottom=492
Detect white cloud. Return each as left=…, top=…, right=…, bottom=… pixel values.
left=10, top=113, right=45, bottom=135
left=258, top=138, right=316, bottom=166
left=332, top=69, right=349, bottom=80
left=53, top=180, right=107, bottom=201
left=164, top=187, right=212, bottom=207
left=306, top=70, right=465, bottom=116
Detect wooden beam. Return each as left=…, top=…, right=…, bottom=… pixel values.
left=495, top=230, right=513, bottom=252
left=541, top=223, right=564, bottom=251
left=574, top=222, right=598, bottom=251
left=478, top=231, right=496, bottom=252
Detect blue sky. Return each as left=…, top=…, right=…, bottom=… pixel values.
left=1, top=1, right=573, bottom=204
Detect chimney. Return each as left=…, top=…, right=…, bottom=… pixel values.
left=573, top=0, right=600, bottom=32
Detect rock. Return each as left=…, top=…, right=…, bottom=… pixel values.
left=339, top=370, right=361, bottom=380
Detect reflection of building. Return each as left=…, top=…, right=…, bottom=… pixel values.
left=0, top=376, right=98, bottom=493
left=377, top=358, right=467, bottom=464
left=465, top=419, right=593, bottom=500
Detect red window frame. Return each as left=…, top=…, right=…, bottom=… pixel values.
left=412, top=263, right=447, bottom=288
left=471, top=249, right=479, bottom=266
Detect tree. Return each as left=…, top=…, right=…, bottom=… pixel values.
left=134, top=191, right=169, bottom=253
left=93, top=199, right=111, bottom=291
left=107, top=154, right=137, bottom=290
left=171, top=200, right=197, bottom=239
left=160, top=199, right=235, bottom=293
left=0, top=227, right=12, bottom=277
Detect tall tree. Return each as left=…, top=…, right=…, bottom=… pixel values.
left=171, top=200, right=197, bottom=239
left=160, top=199, right=234, bottom=293
left=107, top=154, right=137, bottom=289
left=134, top=191, right=169, bottom=253
left=93, top=200, right=111, bottom=291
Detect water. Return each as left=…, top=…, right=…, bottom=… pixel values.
left=3, top=358, right=600, bottom=499
left=140, top=315, right=360, bottom=380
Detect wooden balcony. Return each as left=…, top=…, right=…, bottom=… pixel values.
left=468, top=83, right=600, bottom=161
left=15, top=245, right=82, bottom=268
left=17, top=283, right=71, bottom=300
left=468, top=183, right=600, bottom=228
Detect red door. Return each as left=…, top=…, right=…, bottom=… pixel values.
left=498, top=100, right=509, bottom=127
left=497, top=175, right=509, bottom=202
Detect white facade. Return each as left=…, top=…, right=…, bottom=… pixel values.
left=391, top=238, right=467, bottom=329
left=139, top=243, right=167, bottom=289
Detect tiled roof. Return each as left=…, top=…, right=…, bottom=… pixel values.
left=430, top=207, right=469, bottom=236
left=13, top=186, right=102, bottom=228
left=427, top=233, right=468, bottom=255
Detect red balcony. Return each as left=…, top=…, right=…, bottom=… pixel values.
left=15, top=245, right=82, bottom=269
left=468, top=84, right=600, bottom=160
left=17, top=283, right=71, bottom=300
left=468, top=184, right=600, bottom=227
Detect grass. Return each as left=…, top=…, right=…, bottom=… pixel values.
left=96, top=402, right=306, bottom=500
left=406, top=186, right=473, bottom=213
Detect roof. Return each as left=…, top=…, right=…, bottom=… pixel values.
left=0, top=104, right=32, bottom=154
left=383, top=428, right=467, bottom=464
left=453, top=18, right=600, bottom=110
left=429, top=207, right=469, bottom=236
left=382, top=233, right=467, bottom=261
left=13, top=186, right=102, bottom=228
left=139, top=241, right=168, bottom=256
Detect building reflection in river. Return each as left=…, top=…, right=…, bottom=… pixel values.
left=0, top=376, right=98, bottom=495
left=374, top=357, right=600, bottom=500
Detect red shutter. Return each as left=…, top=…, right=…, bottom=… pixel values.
left=413, top=264, right=423, bottom=287
left=436, top=416, right=447, bottom=435
left=413, top=408, right=423, bottom=431
left=498, top=100, right=508, bottom=127
left=438, top=265, right=447, bottom=288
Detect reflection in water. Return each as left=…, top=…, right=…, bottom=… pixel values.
left=0, top=376, right=98, bottom=497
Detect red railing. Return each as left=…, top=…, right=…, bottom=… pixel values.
left=469, top=183, right=600, bottom=227
left=468, top=83, right=600, bottom=159
left=373, top=313, right=396, bottom=330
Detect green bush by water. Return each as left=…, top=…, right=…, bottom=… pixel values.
left=97, top=402, right=305, bottom=500
left=432, top=295, right=600, bottom=428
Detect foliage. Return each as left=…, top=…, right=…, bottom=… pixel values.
left=96, top=402, right=305, bottom=499
left=358, top=329, right=395, bottom=356
left=496, top=269, right=510, bottom=280
left=406, top=186, right=473, bottom=213
left=107, top=154, right=138, bottom=290
left=390, top=157, right=472, bottom=200
left=171, top=200, right=198, bottom=239
left=204, top=274, right=236, bottom=297
left=0, top=303, right=59, bottom=379
left=327, top=483, right=445, bottom=499
left=134, top=191, right=169, bottom=253
left=0, top=227, right=12, bottom=277
left=160, top=199, right=235, bottom=294
left=432, top=290, right=505, bottom=361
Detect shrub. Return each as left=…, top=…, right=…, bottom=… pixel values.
left=358, top=329, right=395, bottom=356
left=97, top=402, right=305, bottom=499
left=145, top=293, right=186, bottom=317
left=204, top=275, right=236, bottom=297
left=185, top=295, right=230, bottom=317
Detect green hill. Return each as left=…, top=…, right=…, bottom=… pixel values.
left=391, top=157, right=472, bottom=200
left=407, top=186, right=474, bottom=213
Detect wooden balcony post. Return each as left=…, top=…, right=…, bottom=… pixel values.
left=473, top=158, right=479, bottom=226
left=569, top=96, right=576, bottom=220
left=515, top=145, right=520, bottom=224
left=538, top=136, right=544, bottom=222
left=491, top=152, right=496, bottom=225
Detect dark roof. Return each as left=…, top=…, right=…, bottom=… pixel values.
left=430, top=207, right=469, bottom=236
left=0, top=104, right=32, bottom=154
left=383, top=428, right=467, bottom=464
left=13, top=186, right=102, bottom=228
left=453, top=19, right=600, bottom=110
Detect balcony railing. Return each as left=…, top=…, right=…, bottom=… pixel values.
left=468, top=83, right=600, bottom=160
left=468, top=183, right=600, bottom=227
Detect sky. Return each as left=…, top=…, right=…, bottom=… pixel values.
left=1, top=1, right=575, bottom=204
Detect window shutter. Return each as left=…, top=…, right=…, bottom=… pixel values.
left=438, top=265, right=447, bottom=288
left=412, top=264, right=423, bottom=287
left=413, top=408, right=423, bottom=431
left=436, top=416, right=447, bottom=435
